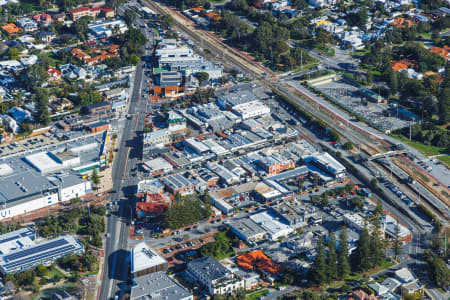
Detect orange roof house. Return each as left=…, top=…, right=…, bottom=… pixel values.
left=392, top=17, right=415, bottom=28
left=71, top=48, right=91, bottom=61
left=191, top=7, right=205, bottom=13
left=205, top=12, right=222, bottom=21
left=1, top=23, right=20, bottom=35
left=429, top=46, right=450, bottom=60
left=391, top=59, right=416, bottom=71
left=237, top=250, right=281, bottom=275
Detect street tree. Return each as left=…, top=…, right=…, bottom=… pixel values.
left=355, top=225, right=371, bottom=271
left=327, top=232, right=338, bottom=281
left=338, top=227, right=350, bottom=279
left=311, top=236, right=327, bottom=285
left=90, top=168, right=100, bottom=191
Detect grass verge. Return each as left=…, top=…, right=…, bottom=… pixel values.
left=246, top=289, right=269, bottom=300
left=391, top=134, right=446, bottom=157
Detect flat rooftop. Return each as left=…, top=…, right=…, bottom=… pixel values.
left=131, top=271, right=192, bottom=300
left=131, top=242, right=167, bottom=274
left=229, top=218, right=266, bottom=239
left=0, top=133, right=103, bottom=205
left=0, top=228, right=34, bottom=255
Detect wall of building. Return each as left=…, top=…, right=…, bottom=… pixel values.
left=60, top=181, right=92, bottom=202
left=0, top=193, right=59, bottom=220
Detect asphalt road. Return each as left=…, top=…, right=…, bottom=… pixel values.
left=99, top=17, right=155, bottom=298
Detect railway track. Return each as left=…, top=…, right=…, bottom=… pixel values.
left=142, top=0, right=268, bottom=78
left=141, top=0, right=449, bottom=227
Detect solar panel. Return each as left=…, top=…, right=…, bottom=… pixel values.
left=0, top=235, right=22, bottom=245
left=3, top=245, right=76, bottom=270
left=20, top=230, right=33, bottom=238
left=3, top=239, right=68, bottom=262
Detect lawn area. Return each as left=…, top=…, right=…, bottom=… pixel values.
left=327, top=259, right=396, bottom=291
left=352, top=49, right=368, bottom=57
left=437, top=155, right=450, bottom=167
left=245, top=289, right=269, bottom=300
left=38, top=52, right=64, bottom=67
left=47, top=267, right=66, bottom=280
left=209, top=0, right=226, bottom=3
left=392, top=134, right=446, bottom=157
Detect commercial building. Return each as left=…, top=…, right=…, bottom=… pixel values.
left=0, top=134, right=107, bottom=220
left=257, top=155, right=295, bottom=176
left=130, top=271, right=193, bottom=300
left=343, top=213, right=375, bottom=233
left=0, top=235, right=84, bottom=274
left=229, top=218, right=266, bottom=243
left=231, top=100, right=270, bottom=120
left=187, top=256, right=244, bottom=295
left=0, top=228, right=35, bottom=255
left=161, top=173, right=196, bottom=196
left=249, top=210, right=293, bottom=240
left=208, top=163, right=240, bottom=185
left=88, top=19, right=127, bottom=39
left=143, top=129, right=172, bottom=147
left=142, top=157, right=173, bottom=176
left=382, top=215, right=412, bottom=242
left=131, top=242, right=168, bottom=278
left=305, top=152, right=346, bottom=180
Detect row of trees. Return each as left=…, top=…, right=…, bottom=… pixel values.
left=37, top=205, right=105, bottom=247
left=310, top=223, right=388, bottom=286
left=311, top=230, right=351, bottom=284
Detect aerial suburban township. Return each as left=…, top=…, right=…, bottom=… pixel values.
left=0, top=0, right=448, bottom=298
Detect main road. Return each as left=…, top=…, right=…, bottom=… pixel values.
left=99, top=14, right=155, bottom=299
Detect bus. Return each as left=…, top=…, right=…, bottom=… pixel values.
left=141, top=6, right=155, bottom=18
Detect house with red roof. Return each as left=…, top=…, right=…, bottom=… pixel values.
left=47, top=66, right=62, bottom=81
left=33, top=14, right=53, bottom=24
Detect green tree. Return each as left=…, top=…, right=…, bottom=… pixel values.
left=389, top=68, right=398, bottom=95
left=35, top=265, right=48, bottom=277
left=123, top=9, right=136, bottom=26
left=82, top=253, right=98, bottom=271
left=355, top=225, right=371, bottom=271
left=343, top=142, right=353, bottom=150
left=7, top=48, right=19, bottom=60
left=90, top=168, right=100, bottom=191
left=369, top=222, right=384, bottom=268
left=375, top=199, right=383, bottom=216
left=311, top=236, right=327, bottom=285
left=52, top=273, right=61, bottom=283
left=195, top=72, right=209, bottom=82
left=160, top=14, right=174, bottom=29
left=426, top=251, right=450, bottom=288
left=338, top=228, right=350, bottom=279
left=329, top=129, right=340, bottom=142
left=36, top=88, right=50, bottom=126
left=439, top=87, right=450, bottom=124
left=327, top=232, right=338, bottom=282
